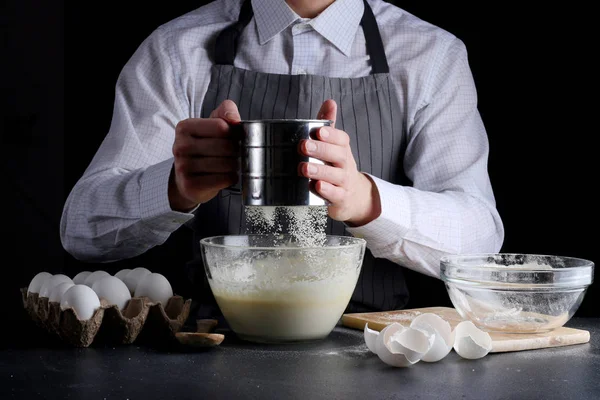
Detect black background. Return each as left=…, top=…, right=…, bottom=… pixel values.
left=2, top=1, right=597, bottom=341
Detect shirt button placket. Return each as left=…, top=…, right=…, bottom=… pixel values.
left=292, top=21, right=311, bottom=75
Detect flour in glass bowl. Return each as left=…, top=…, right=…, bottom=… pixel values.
left=209, top=205, right=363, bottom=342
left=209, top=247, right=362, bottom=342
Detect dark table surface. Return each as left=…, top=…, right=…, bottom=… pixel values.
left=2, top=317, right=599, bottom=400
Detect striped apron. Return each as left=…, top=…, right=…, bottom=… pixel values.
left=188, top=0, right=410, bottom=317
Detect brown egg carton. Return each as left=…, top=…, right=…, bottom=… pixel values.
left=20, top=287, right=191, bottom=348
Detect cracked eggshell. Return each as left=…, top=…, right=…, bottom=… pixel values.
left=363, top=323, right=379, bottom=353
left=410, top=313, right=455, bottom=362
left=375, top=323, right=405, bottom=356
left=375, top=323, right=433, bottom=367
left=389, top=327, right=435, bottom=362
left=453, top=320, right=492, bottom=360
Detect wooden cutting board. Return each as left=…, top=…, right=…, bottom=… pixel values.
left=341, top=307, right=591, bottom=353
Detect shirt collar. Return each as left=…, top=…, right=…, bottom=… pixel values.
left=252, top=0, right=364, bottom=56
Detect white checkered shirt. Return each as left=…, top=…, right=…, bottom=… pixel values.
left=60, top=0, right=505, bottom=278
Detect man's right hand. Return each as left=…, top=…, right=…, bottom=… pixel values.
left=169, top=100, right=241, bottom=212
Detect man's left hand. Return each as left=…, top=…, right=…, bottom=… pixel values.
left=298, top=99, right=382, bottom=227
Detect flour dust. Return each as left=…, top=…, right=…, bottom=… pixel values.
left=244, top=205, right=328, bottom=247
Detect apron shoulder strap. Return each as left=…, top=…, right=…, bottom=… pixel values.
left=360, top=0, right=389, bottom=74
left=214, top=0, right=389, bottom=74
left=214, top=0, right=254, bottom=65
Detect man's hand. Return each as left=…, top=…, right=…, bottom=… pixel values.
left=298, top=99, right=382, bottom=226
left=169, top=100, right=241, bottom=212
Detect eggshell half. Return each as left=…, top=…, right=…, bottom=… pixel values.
left=453, top=320, right=493, bottom=360
left=375, top=323, right=432, bottom=367
left=388, top=327, right=434, bottom=362
left=363, top=323, right=379, bottom=353
left=375, top=323, right=405, bottom=356
left=410, top=313, right=455, bottom=362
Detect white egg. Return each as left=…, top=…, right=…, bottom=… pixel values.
left=83, top=270, right=110, bottom=287
left=453, top=320, right=493, bottom=359
left=60, top=284, right=101, bottom=320
left=39, top=274, right=73, bottom=298
left=410, top=313, right=455, bottom=362
left=363, top=323, right=379, bottom=353
left=114, top=268, right=131, bottom=281
left=49, top=282, right=75, bottom=303
left=123, top=267, right=152, bottom=295
left=72, top=271, right=92, bottom=285
left=134, top=273, right=173, bottom=305
left=27, top=272, right=52, bottom=295
left=92, top=276, right=131, bottom=310
left=375, top=322, right=433, bottom=367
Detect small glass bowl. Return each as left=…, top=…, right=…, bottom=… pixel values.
left=440, top=253, right=594, bottom=333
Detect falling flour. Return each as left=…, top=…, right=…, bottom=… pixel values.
left=245, top=205, right=328, bottom=247
left=245, top=206, right=278, bottom=233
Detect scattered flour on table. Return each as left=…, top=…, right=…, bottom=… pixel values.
left=320, top=344, right=372, bottom=359
left=222, top=342, right=371, bottom=359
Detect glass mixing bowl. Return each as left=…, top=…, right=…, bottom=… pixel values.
left=440, top=253, right=594, bottom=333
left=200, top=234, right=366, bottom=343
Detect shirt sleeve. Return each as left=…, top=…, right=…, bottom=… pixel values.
left=60, top=27, right=195, bottom=263
left=347, top=37, right=505, bottom=278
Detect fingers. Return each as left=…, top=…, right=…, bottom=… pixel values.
left=313, top=180, right=345, bottom=204
left=316, top=99, right=337, bottom=128
left=177, top=100, right=241, bottom=139
left=315, top=126, right=350, bottom=146
left=299, top=162, right=347, bottom=187
left=171, top=100, right=241, bottom=206
left=176, top=157, right=239, bottom=174
left=173, top=137, right=240, bottom=158
left=299, top=138, right=349, bottom=167
left=209, top=99, right=241, bottom=123
left=180, top=173, right=239, bottom=194
left=176, top=118, right=236, bottom=139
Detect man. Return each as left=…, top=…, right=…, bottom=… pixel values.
left=60, top=0, right=504, bottom=315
